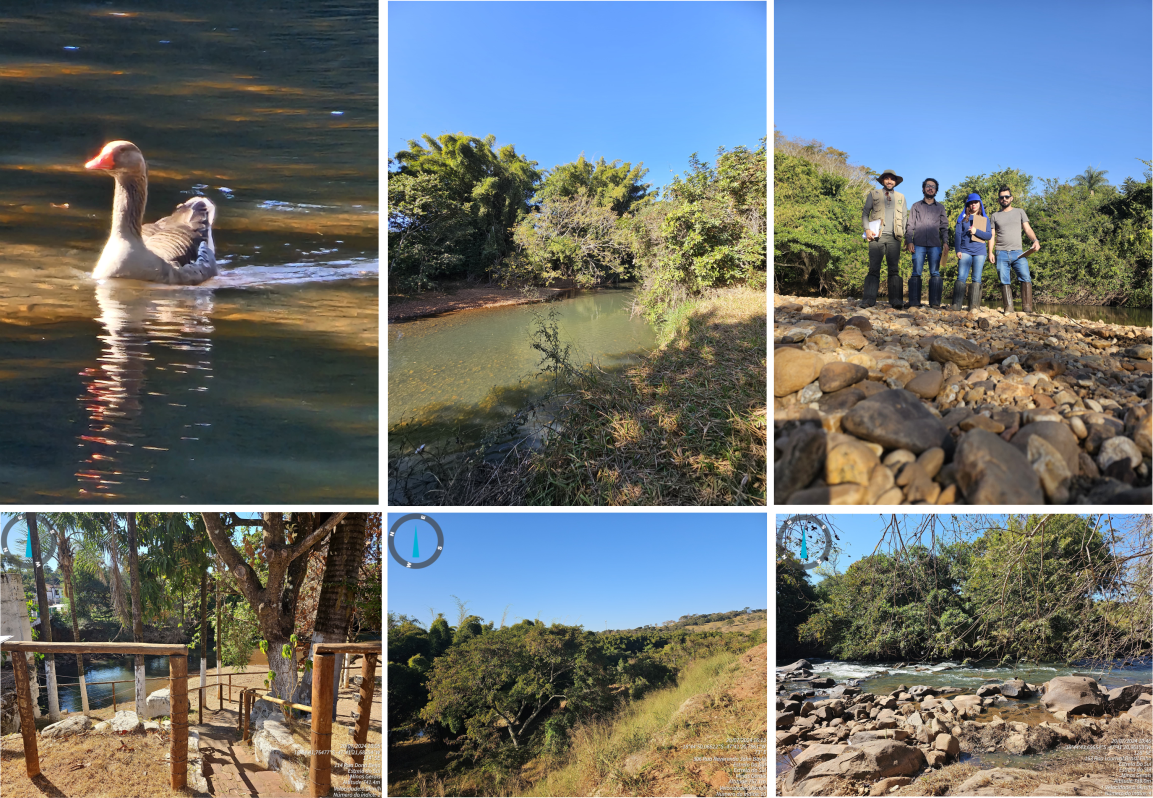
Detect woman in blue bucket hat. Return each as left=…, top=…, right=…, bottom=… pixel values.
left=951, top=192, right=992, bottom=310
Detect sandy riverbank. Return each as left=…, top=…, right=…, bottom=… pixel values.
left=387, top=283, right=571, bottom=322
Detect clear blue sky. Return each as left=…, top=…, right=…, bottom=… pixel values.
left=775, top=0, right=1152, bottom=200
left=387, top=513, right=768, bottom=631
left=387, top=1, right=767, bottom=192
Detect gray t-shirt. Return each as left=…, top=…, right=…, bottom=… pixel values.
left=991, top=207, right=1030, bottom=251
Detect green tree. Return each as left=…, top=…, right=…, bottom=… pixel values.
left=631, top=139, right=767, bottom=320
left=391, top=133, right=541, bottom=283
left=509, top=190, right=632, bottom=287
left=428, top=613, right=452, bottom=657
left=1071, top=166, right=1111, bottom=194
left=535, top=154, right=654, bottom=215
left=421, top=623, right=607, bottom=750
left=387, top=169, right=472, bottom=292
left=776, top=553, right=819, bottom=659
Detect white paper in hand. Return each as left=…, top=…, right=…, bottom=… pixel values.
left=862, top=219, right=881, bottom=240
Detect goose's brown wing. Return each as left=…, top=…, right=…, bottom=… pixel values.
left=143, top=199, right=211, bottom=266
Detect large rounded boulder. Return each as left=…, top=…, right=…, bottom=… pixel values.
left=1041, top=676, right=1107, bottom=716
left=804, top=739, right=926, bottom=782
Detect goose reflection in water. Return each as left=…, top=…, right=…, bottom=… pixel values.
left=76, top=281, right=215, bottom=498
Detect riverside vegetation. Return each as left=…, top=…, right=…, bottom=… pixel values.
left=387, top=606, right=766, bottom=796
left=773, top=130, right=1151, bottom=308
left=389, top=134, right=767, bottom=506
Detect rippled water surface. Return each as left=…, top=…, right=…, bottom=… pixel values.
left=0, top=1, right=378, bottom=502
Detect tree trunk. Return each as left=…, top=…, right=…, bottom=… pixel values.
left=125, top=513, right=145, bottom=718
left=293, top=513, right=368, bottom=717
left=26, top=513, right=60, bottom=721
left=199, top=571, right=208, bottom=702
left=215, top=565, right=222, bottom=697
left=58, top=537, right=90, bottom=713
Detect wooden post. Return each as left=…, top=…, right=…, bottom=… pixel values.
left=12, top=649, right=40, bottom=777
left=198, top=686, right=203, bottom=725
left=112, top=682, right=117, bottom=713
left=309, top=653, right=334, bottom=797
left=169, top=654, right=188, bottom=791
left=218, top=678, right=223, bottom=711
left=349, top=654, right=377, bottom=785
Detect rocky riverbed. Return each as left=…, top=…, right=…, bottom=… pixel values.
left=773, top=294, right=1152, bottom=504
left=775, top=660, right=1153, bottom=796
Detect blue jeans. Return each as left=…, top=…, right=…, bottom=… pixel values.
left=957, top=252, right=986, bottom=283
left=911, top=245, right=941, bottom=278
left=995, top=250, right=1032, bottom=284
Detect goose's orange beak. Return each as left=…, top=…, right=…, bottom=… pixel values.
left=85, top=150, right=115, bottom=170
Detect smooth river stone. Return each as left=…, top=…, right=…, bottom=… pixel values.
left=929, top=337, right=991, bottom=369
left=826, top=440, right=879, bottom=486
left=818, top=387, right=865, bottom=413
left=774, top=424, right=826, bottom=500
left=905, top=370, right=943, bottom=399
left=845, top=316, right=873, bottom=333
left=842, top=390, right=950, bottom=454
left=1011, top=421, right=1080, bottom=477
left=838, top=327, right=869, bottom=350
left=776, top=348, right=822, bottom=396
left=819, top=362, right=868, bottom=393
left=955, top=428, right=1045, bottom=504
left=1097, top=436, right=1142, bottom=471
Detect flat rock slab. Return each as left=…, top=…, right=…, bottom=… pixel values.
left=842, top=389, right=950, bottom=453
left=41, top=714, right=93, bottom=738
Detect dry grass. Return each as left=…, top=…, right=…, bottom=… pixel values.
left=524, top=285, right=767, bottom=505
left=684, top=614, right=768, bottom=634
left=1, top=727, right=194, bottom=798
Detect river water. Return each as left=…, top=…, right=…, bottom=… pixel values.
left=388, top=287, right=657, bottom=452
left=0, top=1, right=378, bottom=502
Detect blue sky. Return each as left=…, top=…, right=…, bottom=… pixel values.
left=387, top=1, right=767, bottom=193
left=386, top=513, right=768, bottom=631
left=775, top=0, right=1152, bottom=200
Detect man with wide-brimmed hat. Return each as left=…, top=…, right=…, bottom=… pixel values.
left=861, top=169, right=907, bottom=308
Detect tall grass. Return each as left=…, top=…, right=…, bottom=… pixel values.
left=527, top=651, right=740, bottom=797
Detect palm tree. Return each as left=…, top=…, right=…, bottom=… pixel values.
left=38, top=514, right=93, bottom=713
left=1071, top=166, right=1111, bottom=195
left=25, top=514, right=61, bottom=721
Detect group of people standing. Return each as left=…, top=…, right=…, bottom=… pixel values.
left=860, top=169, right=1042, bottom=312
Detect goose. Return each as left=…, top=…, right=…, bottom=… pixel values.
left=85, top=140, right=219, bottom=285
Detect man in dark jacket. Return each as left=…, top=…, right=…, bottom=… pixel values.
left=904, top=178, right=949, bottom=308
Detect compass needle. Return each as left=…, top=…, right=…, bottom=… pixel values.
left=413, top=524, right=420, bottom=559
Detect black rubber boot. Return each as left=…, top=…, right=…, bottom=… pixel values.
left=1021, top=282, right=1033, bottom=313
left=861, top=274, right=880, bottom=308
left=969, top=281, right=982, bottom=311
left=928, top=274, right=944, bottom=308
left=951, top=280, right=967, bottom=310
left=907, top=275, right=922, bottom=308
left=888, top=274, right=903, bottom=309
left=1001, top=284, right=1014, bottom=312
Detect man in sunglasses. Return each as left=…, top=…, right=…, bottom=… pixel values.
left=989, top=186, right=1041, bottom=313
left=861, top=168, right=907, bottom=308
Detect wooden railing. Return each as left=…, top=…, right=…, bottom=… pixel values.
left=2, top=640, right=380, bottom=796
left=0, top=641, right=190, bottom=790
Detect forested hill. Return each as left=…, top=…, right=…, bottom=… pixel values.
left=774, top=130, right=1152, bottom=307
left=387, top=608, right=764, bottom=795
left=607, top=606, right=768, bottom=632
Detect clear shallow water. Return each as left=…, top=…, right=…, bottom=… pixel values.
left=0, top=1, right=378, bottom=502
left=387, top=287, right=658, bottom=447
left=36, top=654, right=216, bottom=715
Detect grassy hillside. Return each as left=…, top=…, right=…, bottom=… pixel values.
left=684, top=612, right=768, bottom=635
left=530, top=643, right=767, bottom=797
left=393, top=644, right=766, bottom=796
